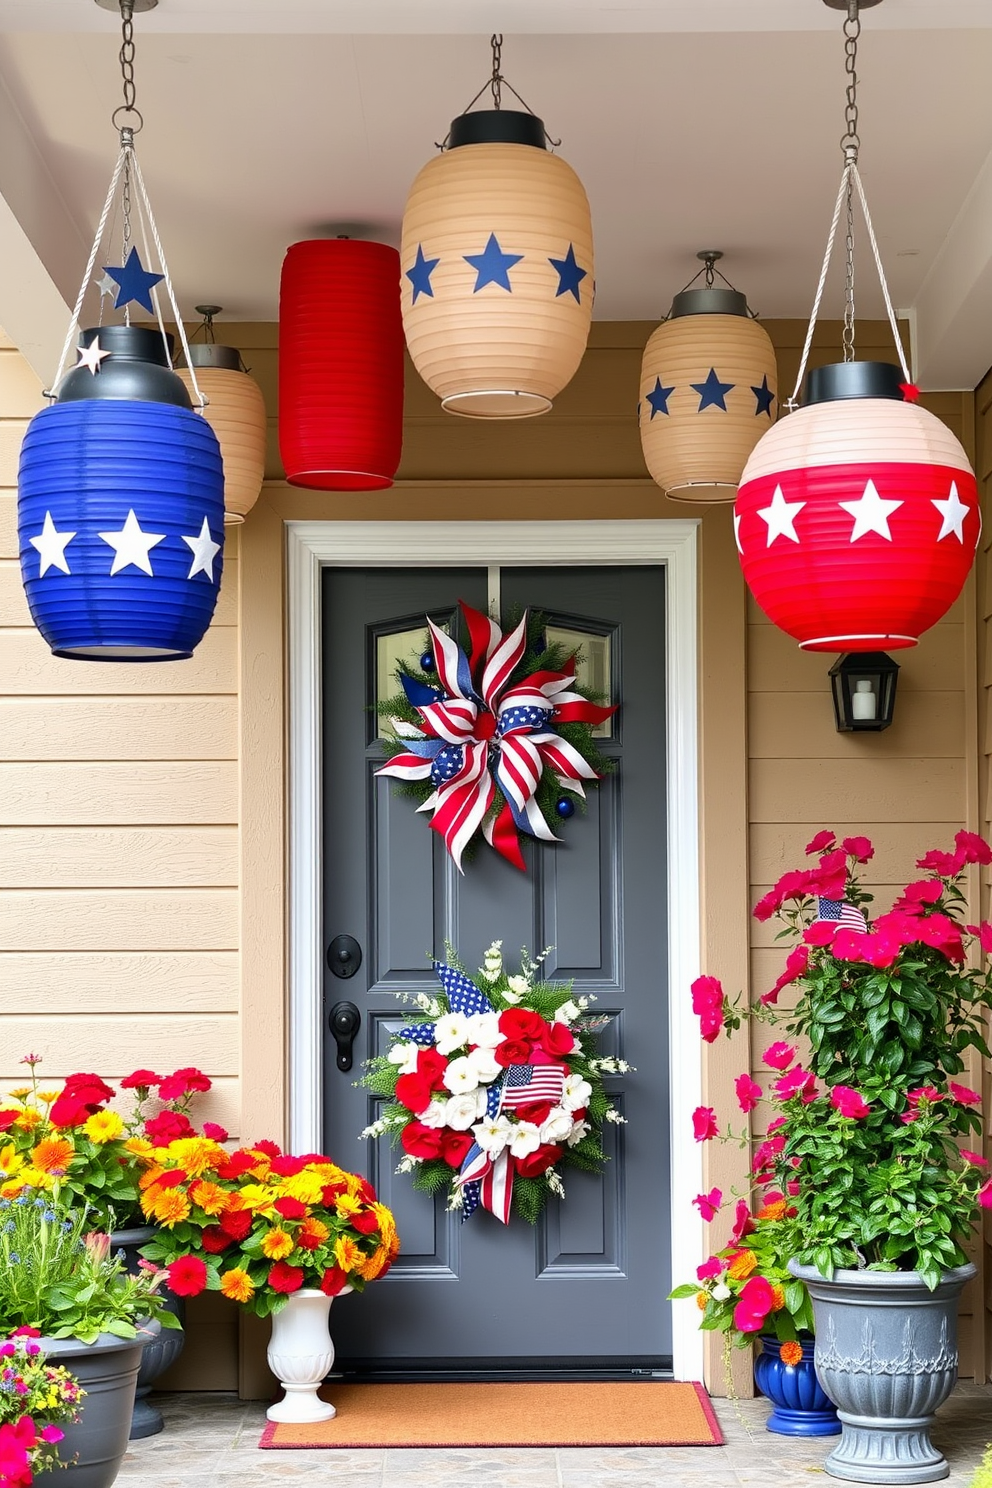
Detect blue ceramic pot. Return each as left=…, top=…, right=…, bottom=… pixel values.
left=754, top=1335, right=840, bottom=1437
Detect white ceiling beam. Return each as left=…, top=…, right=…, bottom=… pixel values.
left=913, top=147, right=992, bottom=392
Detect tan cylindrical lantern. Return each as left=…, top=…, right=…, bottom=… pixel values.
left=179, top=345, right=267, bottom=523
left=639, top=280, right=778, bottom=503
left=401, top=110, right=594, bottom=418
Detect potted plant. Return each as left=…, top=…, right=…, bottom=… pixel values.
left=0, top=1058, right=223, bottom=1438
left=0, top=1191, right=179, bottom=1488
left=0, top=1330, right=84, bottom=1487
left=136, top=1139, right=398, bottom=1423
left=681, top=830, right=992, bottom=1483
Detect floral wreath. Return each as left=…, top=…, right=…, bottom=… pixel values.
left=376, top=600, right=616, bottom=872
left=361, top=941, right=629, bottom=1225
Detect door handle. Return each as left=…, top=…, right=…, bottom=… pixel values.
left=327, top=934, right=362, bottom=979
left=329, top=1001, right=361, bottom=1072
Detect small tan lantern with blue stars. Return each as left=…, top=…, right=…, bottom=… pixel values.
left=400, top=35, right=593, bottom=419
left=639, top=253, right=778, bottom=503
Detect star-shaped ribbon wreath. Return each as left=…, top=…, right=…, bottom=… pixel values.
left=376, top=601, right=616, bottom=873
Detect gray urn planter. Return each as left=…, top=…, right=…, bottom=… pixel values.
left=39, top=1323, right=159, bottom=1488
left=111, top=1224, right=186, bottom=1438
left=789, top=1261, right=975, bottom=1484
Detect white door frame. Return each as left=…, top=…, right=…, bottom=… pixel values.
left=286, top=518, right=704, bottom=1381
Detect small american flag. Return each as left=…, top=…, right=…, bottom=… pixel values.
left=815, top=897, right=868, bottom=932
left=499, top=1062, right=567, bottom=1113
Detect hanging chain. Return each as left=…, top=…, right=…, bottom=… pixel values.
left=111, top=0, right=144, bottom=136
left=840, top=1, right=860, bottom=361
left=490, top=33, right=502, bottom=109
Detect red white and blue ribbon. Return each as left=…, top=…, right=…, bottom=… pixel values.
left=376, top=601, right=615, bottom=872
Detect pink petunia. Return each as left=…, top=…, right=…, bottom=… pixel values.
left=731, top=1198, right=756, bottom=1244
left=805, top=830, right=836, bottom=855
left=693, top=1187, right=723, bottom=1221
left=955, top=830, right=992, bottom=866
left=735, top=1074, right=762, bottom=1114
left=761, top=945, right=810, bottom=1007
left=691, top=975, right=726, bottom=1044
left=978, top=1180, right=992, bottom=1210
left=961, top=1150, right=989, bottom=1167
left=762, top=1042, right=796, bottom=1071
left=967, top=921, right=992, bottom=954
left=830, top=1085, right=871, bottom=1120
left=841, top=835, right=874, bottom=863
left=803, top=921, right=837, bottom=947
left=916, top=848, right=963, bottom=877
left=774, top=1067, right=817, bottom=1102
left=949, top=1082, right=982, bottom=1108
left=697, top=1256, right=724, bottom=1280
left=692, top=1107, right=719, bottom=1142
left=733, top=1275, right=776, bottom=1333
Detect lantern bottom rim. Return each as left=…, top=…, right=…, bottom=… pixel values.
left=798, top=633, right=918, bottom=654
left=440, top=389, right=552, bottom=420
left=664, top=480, right=738, bottom=505
left=223, top=513, right=247, bottom=525
left=285, top=468, right=395, bottom=491
left=52, top=644, right=194, bottom=662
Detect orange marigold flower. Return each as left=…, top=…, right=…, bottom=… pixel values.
left=695, top=1290, right=709, bottom=1311
left=727, top=1249, right=758, bottom=1280
left=357, top=1244, right=393, bottom=1281
left=334, top=1193, right=362, bottom=1218
left=780, top=1341, right=803, bottom=1367
left=31, top=1136, right=75, bottom=1174
left=189, top=1180, right=228, bottom=1217
left=166, top=1137, right=227, bottom=1178
left=148, top=1189, right=192, bottom=1227
left=298, top=1218, right=330, bottom=1251
left=219, top=1268, right=255, bottom=1304
left=0, top=1180, right=26, bottom=1200
left=222, top=1191, right=248, bottom=1215
left=333, top=1235, right=362, bottom=1273
left=260, top=1227, right=295, bottom=1261
left=13, top=1109, right=42, bottom=1131
left=139, top=1164, right=165, bottom=1191
left=769, top=1284, right=786, bottom=1311
left=757, top=1199, right=788, bottom=1221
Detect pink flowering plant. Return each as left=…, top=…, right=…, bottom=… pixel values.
left=0, top=1331, right=83, bottom=1486
left=681, top=830, right=992, bottom=1331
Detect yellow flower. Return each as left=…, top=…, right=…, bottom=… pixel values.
left=779, top=1341, right=803, bottom=1366
left=83, top=1110, right=125, bottom=1144
left=695, top=1291, right=709, bottom=1311
left=260, top=1228, right=295, bottom=1260
left=165, top=1137, right=227, bottom=1178
left=282, top=1171, right=325, bottom=1205
left=220, top=1268, right=255, bottom=1303
left=333, top=1235, right=362, bottom=1273
left=372, top=1203, right=396, bottom=1244
left=344, top=1173, right=365, bottom=1198
left=146, top=1188, right=191, bottom=1227
left=18, top=1167, right=53, bottom=1191
left=727, top=1249, right=758, bottom=1280
left=769, top=1284, right=786, bottom=1312
left=13, top=1109, right=42, bottom=1132
left=0, top=1179, right=27, bottom=1199
left=0, top=1145, right=24, bottom=1178
left=357, top=1243, right=394, bottom=1281
left=238, top=1184, right=276, bottom=1214
left=299, top=1218, right=329, bottom=1249
left=125, top=1137, right=156, bottom=1160
left=189, top=1180, right=228, bottom=1217
left=36, top=1091, right=60, bottom=1105
left=334, top=1193, right=362, bottom=1218
left=31, top=1137, right=75, bottom=1174
left=7, top=1088, right=31, bottom=1101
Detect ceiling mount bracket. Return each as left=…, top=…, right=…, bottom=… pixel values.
left=94, top=0, right=158, bottom=13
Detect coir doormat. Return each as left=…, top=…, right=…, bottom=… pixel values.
left=258, top=1380, right=723, bottom=1449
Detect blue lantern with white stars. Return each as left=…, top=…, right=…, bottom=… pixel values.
left=16, top=2, right=225, bottom=661
left=400, top=36, right=593, bottom=419
left=639, top=251, right=778, bottom=504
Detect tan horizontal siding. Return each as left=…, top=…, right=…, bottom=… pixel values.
left=749, top=758, right=965, bottom=824
left=749, top=621, right=965, bottom=693
left=0, top=696, right=238, bottom=761
left=0, top=1012, right=238, bottom=1076
left=0, top=950, right=238, bottom=1012
left=0, top=888, right=238, bottom=950
left=0, top=827, right=238, bottom=887
left=0, top=762, right=237, bottom=824
left=0, top=626, right=236, bottom=695
left=749, top=690, right=965, bottom=759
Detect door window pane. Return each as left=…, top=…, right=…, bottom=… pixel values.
left=545, top=625, right=613, bottom=737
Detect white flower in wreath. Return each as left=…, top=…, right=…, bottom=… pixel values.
left=503, top=974, right=530, bottom=1004
left=444, top=1093, right=484, bottom=1131
left=419, top=1099, right=449, bottom=1130
left=565, top=1119, right=591, bottom=1147
left=434, top=1012, right=471, bottom=1055
left=442, top=1056, right=480, bottom=1095
left=466, top=1046, right=502, bottom=1083
left=539, top=1106, right=576, bottom=1144
left=508, top=1122, right=542, bottom=1159
left=481, top=941, right=504, bottom=983
left=465, top=1011, right=502, bottom=1049
left=554, top=1000, right=581, bottom=1025
left=560, top=1074, right=593, bottom=1112
left=387, top=1041, right=420, bottom=1075
left=472, top=1114, right=513, bottom=1155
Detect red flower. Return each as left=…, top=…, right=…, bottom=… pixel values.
left=49, top=1094, right=98, bottom=1128
left=269, top=1156, right=309, bottom=1178
left=273, top=1197, right=308, bottom=1220
left=697, top=1256, right=724, bottom=1280
left=350, top=1210, right=381, bottom=1234
left=762, top=1042, right=796, bottom=1071
left=268, top=1261, right=305, bottom=1294
left=515, top=1143, right=563, bottom=1178
left=730, top=1198, right=756, bottom=1243
left=735, top=1074, right=762, bottom=1114
left=893, top=879, right=943, bottom=913
left=119, top=1069, right=162, bottom=1090
left=438, top=1130, right=475, bottom=1169
left=144, top=1110, right=194, bottom=1144
left=914, top=913, right=964, bottom=963
left=803, top=921, right=837, bottom=947
left=967, top=920, right=992, bottom=954
left=691, top=975, right=725, bottom=1043
left=416, top=1048, right=449, bottom=1091
left=515, top=1099, right=555, bottom=1126
left=541, top=1022, right=575, bottom=1058
left=733, top=1275, right=776, bottom=1333
left=0, top=1110, right=18, bottom=1133
left=201, top=1226, right=233, bottom=1254
left=494, top=1039, right=533, bottom=1067
left=774, top=1067, right=817, bottom=1101
left=949, top=1081, right=981, bottom=1107
left=395, top=1072, right=432, bottom=1115
left=498, top=1008, right=545, bottom=1042
left=64, top=1072, right=115, bottom=1101
left=955, top=830, right=992, bottom=866
left=216, top=1151, right=258, bottom=1180
left=806, top=849, right=848, bottom=901
left=692, top=1107, right=718, bottom=1142
left=692, top=1187, right=722, bottom=1222
left=841, top=836, right=874, bottom=863
left=805, top=830, right=836, bottom=855
left=978, top=1180, right=992, bottom=1210
left=906, top=1085, right=941, bottom=1108
left=830, top=1085, right=871, bottom=1119
left=253, top=1139, right=282, bottom=1157
left=219, top=1209, right=253, bottom=1241
left=155, top=1168, right=188, bottom=1189
left=400, top=1122, right=443, bottom=1160
left=916, top=848, right=962, bottom=877
left=158, top=1067, right=212, bottom=1102
left=202, top=1122, right=229, bottom=1142
left=167, top=1255, right=208, bottom=1297
left=320, top=1266, right=349, bottom=1296
left=831, top=927, right=870, bottom=963
left=761, top=945, right=809, bottom=1006
left=320, top=1180, right=348, bottom=1204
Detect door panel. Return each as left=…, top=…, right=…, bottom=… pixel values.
left=322, top=563, right=670, bottom=1373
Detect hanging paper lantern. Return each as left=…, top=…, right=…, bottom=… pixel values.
left=18, top=324, right=225, bottom=661
left=178, top=344, right=266, bottom=522
left=278, top=239, right=404, bottom=490
left=639, top=281, right=778, bottom=503
left=734, top=362, right=979, bottom=652
left=400, top=110, right=594, bottom=418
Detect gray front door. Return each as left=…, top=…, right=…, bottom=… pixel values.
left=322, top=563, right=671, bottom=1375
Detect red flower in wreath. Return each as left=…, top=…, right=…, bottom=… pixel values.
left=376, top=601, right=616, bottom=872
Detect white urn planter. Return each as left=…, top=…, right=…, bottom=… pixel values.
left=266, top=1286, right=352, bottom=1423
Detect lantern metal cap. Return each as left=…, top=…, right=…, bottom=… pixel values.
left=822, top=0, right=883, bottom=8
left=670, top=286, right=748, bottom=319
left=448, top=109, right=547, bottom=150
left=187, top=343, right=241, bottom=373
left=803, top=360, right=905, bottom=405
left=94, top=0, right=158, bottom=9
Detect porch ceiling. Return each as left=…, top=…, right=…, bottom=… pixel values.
left=0, top=1, right=991, bottom=387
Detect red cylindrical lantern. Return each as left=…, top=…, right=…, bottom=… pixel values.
left=278, top=239, right=404, bottom=490
left=735, top=363, right=979, bottom=652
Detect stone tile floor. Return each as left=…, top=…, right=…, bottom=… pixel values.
left=122, top=1384, right=992, bottom=1488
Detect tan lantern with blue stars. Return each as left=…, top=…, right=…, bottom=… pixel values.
left=639, top=253, right=778, bottom=504
left=400, top=38, right=593, bottom=419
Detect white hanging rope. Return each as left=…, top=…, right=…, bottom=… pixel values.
left=851, top=163, right=912, bottom=384
left=49, top=145, right=128, bottom=396
left=130, top=150, right=206, bottom=409
left=788, top=163, right=851, bottom=408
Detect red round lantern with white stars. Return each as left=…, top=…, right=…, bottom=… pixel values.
left=734, top=362, right=980, bottom=652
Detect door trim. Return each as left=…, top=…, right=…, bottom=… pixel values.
left=286, top=518, right=703, bottom=1380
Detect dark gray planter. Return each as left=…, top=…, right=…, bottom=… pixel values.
left=789, top=1261, right=975, bottom=1484
left=39, top=1324, right=159, bottom=1488
left=110, top=1224, right=185, bottom=1438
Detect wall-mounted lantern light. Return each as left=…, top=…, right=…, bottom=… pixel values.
left=829, top=651, right=899, bottom=732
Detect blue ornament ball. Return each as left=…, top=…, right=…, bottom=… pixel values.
left=420, top=650, right=435, bottom=672
left=556, top=796, right=576, bottom=819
